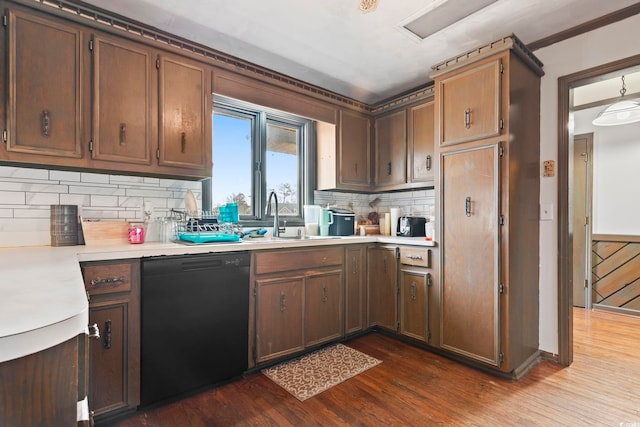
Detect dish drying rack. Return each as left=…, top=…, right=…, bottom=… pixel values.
left=171, top=210, right=242, bottom=243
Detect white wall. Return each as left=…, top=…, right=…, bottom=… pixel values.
left=574, top=107, right=640, bottom=235
left=535, top=13, right=640, bottom=353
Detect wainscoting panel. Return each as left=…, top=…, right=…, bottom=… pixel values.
left=592, top=235, right=640, bottom=311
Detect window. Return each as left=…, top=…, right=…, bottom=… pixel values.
left=204, top=96, right=313, bottom=225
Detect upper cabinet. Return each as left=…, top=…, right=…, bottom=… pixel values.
left=4, top=8, right=84, bottom=161
left=0, top=2, right=212, bottom=179
left=157, top=54, right=211, bottom=172
left=407, top=101, right=435, bottom=185
left=317, top=109, right=371, bottom=191
left=370, top=95, right=435, bottom=191
left=91, top=34, right=153, bottom=166
left=439, top=59, right=502, bottom=146
left=374, top=109, right=406, bottom=188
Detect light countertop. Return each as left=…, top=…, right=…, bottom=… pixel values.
left=0, top=235, right=435, bottom=363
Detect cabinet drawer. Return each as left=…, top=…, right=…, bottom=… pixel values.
left=255, top=247, right=344, bottom=275
left=399, top=247, right=430, bottom=268
left=82, top=261, right=136, bottom=296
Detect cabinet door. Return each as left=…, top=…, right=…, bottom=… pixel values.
left=345, top=245, right=366, bottom=335
left=375, top=109, right=406, bottom=187
left=158, top=54, right=211, bottom=171
left=88, top=301, right=131, bottom=416
left=305, top=269, right=343, bottom=347
left=367, top=246, right=397, bottom=331
left=91, top=35, right=152, bottom=165
left=408, top=101, right=435, bottom=184
left=441, top=144, right=501, bottom=366
left=256, top=277, right=304, bottom=363
left=400, top=269, right=428, bottom=342
left=5, top=9, right=83, bottom=158
left=339, top=110, right=371, bottom=188
left=439, top=58, right=502, bottom=146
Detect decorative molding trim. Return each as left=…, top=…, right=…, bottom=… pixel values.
left=370, top=85, right=435, bottom=115
left=17, top=0, right=371, bottom=111
left=593, top=234, right=640, bottom=243
left=429, top=34, right=544, bottom=78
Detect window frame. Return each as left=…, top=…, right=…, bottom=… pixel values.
left=203, top=95, right=315, bottom=227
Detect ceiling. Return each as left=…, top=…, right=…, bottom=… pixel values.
left=81, top=0, right=639, bottom=105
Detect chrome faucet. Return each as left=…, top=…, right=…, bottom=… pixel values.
left=265, top=191, right=285, bottom=237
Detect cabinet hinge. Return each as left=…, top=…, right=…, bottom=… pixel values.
left=499, top=352, right=504, bottom=366
left=395, top=248, right=400, bottom=259
left=427, top=330, right=431, bottom=343
left=88, top=38, right=93, bottom=52
left=584, top=279, right=588, bottom=289
left=396, top=321, right=400, bottom=332
left=253, top=286, right=257, bottom=297
left=88, top=140, right=94, bottom=152
left=585, top=216, right=589, bottom=226
left=2, top=129, right=7, bottom=144
left=499, top=62, right=504, bottom=74
left=499, top=215, right=505, bottom=226
left=498, top=144, right=504, bottom=157
left=499, top=119, right=504, bottom=130
left=499, top=283, right=505, bottom=294
left=156, top=57, right=160, bottom=69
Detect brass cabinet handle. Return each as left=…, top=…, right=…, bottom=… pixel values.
left=90, top=276, right=125, bottom=287
left=181, top=132, right=186, bottom=153
left=426, top=155, right=432, bottom=171
left=103, top=320, right=112, bottom=349
left=280, top=291, right=286, bottom=312
left=119, top=123, right=126, bottom=146
left=465, top=196, right=472, bottom=217
left=41, top=110, right=51, bottom=137
left=464, top=108, right=471, bottom=129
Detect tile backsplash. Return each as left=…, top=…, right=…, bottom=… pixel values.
left=314, top=189, right=435, bottom=221
left=0, top=164, right=434, bottom=247
left=0, top=166, right=202, bottom=247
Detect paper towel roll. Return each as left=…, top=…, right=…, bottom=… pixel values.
left=384, top=213, right=391, bottom=236
left=390, top=208, right=401, bottom=236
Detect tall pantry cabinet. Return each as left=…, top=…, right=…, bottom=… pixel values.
left=431, top=36, right=543, bottom=376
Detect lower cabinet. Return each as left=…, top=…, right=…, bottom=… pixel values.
left=256, top=277, right=305, bottom=363
left=81, top=259, right=140, bottom=423
left=367, top=245, right=398, bottom=331
left=0, top=335, right=87, bottom=427
left=345, top=245, right=366, bottom=335
left=367, top=244, right=435, bottom=344
left=253, top=247, right=344, bottom=364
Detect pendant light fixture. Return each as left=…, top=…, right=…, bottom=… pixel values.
left=359, top=0, right=379, bottom=13
left=592, top=75, right=640, bottom=126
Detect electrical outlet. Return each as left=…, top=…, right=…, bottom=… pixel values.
left=540, top=204, right=553, bottom=221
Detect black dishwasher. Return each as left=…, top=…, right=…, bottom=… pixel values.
left=141, top=251, right=250, bottom=407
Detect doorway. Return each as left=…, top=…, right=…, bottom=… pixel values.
left=571, top=133, right=593, bottom=309
left=557, top=54, right=640, bottom=366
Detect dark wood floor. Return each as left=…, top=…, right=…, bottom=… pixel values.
left=110, top=308, right=640, bottom=426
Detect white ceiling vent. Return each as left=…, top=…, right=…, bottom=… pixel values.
left=402, top=0, right=499, bottom=40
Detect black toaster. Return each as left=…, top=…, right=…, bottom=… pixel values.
left=397, top=216, right=426, bottom=237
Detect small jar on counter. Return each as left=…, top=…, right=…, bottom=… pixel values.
left=128, top=222, right=145, bottom=244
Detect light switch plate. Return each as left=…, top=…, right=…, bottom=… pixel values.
left=540, top=204, right=553, bottom=221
